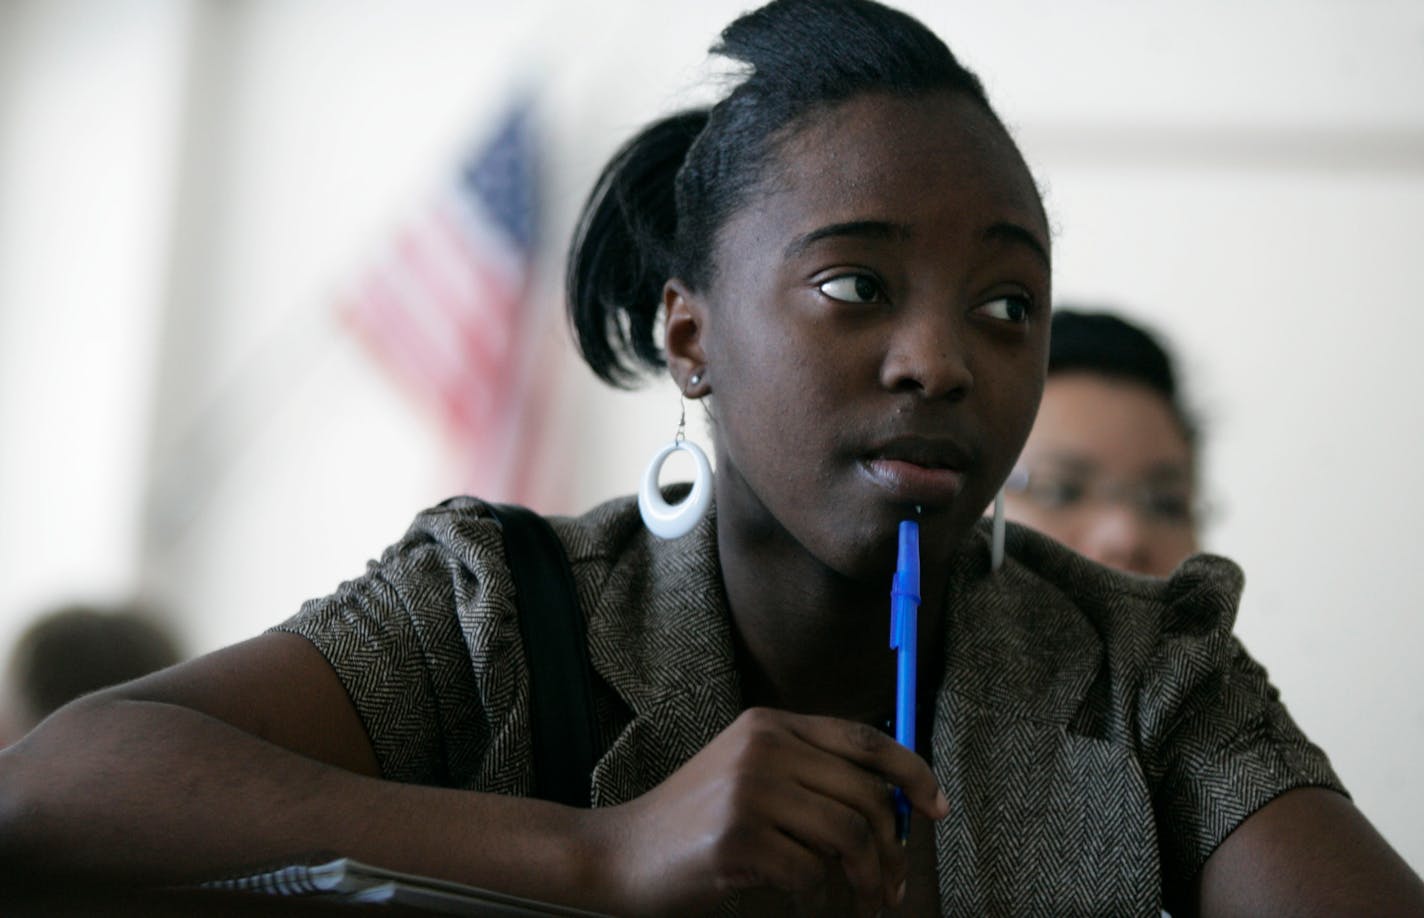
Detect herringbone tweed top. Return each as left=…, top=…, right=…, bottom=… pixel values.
left=278, top=493, right=1342, bottom=916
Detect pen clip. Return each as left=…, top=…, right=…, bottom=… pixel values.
left=889, top=573, right=919, bottom=649
left=889, top=520, right=921, bottom=650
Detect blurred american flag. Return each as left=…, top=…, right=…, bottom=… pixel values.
left=340, top=100, right=555, bottom=504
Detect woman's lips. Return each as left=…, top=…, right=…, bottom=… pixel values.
left=861, top=458, right=965, bottom=504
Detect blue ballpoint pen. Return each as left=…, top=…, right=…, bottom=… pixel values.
left=888, top=516, right=920, bottom=843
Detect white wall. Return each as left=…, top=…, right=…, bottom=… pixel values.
left=0, top=0, right=189, bottom=647
left=1, top=0, right=1421, bottom=869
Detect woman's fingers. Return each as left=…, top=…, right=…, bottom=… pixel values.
left=770, top=781, right=900, bottom=914
left=604, top=707, right=947, bottom=914
left=714, top=820, right=829, bottom=898
left=780, top=710, right=950, bottom=820
left=729, top=708, right=944, bottom=907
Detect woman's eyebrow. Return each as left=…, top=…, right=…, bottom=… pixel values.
left=985, top=221, right=1051, bottom=269
left=1143, top=462, right=1193, bottom=483
left=783, top=220, right=911, bottom=259
left=783, top=219, right=1050, bottom=269
left=1030, top=453, right=1098, bottom=476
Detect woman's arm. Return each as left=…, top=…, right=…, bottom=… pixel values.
left=0, top=633, right=608, bottom=905
left=0, top=632, right=946, bottom=916
left=1192, top=786, right=1424, bottom=917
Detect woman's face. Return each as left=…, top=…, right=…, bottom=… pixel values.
left=675, top=90, right=1051, bottom=581
left=1004, top=372, right=1199, bottom=577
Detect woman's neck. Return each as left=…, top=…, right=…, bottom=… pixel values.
left=714, top=493, right=950, bottom=726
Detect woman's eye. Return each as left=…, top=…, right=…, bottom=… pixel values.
left=1032, top=479, right=1086, bottom=509
left=818, top=274, right=882, bottom=304
left=977, top=295, right=1031, bottom=323
left=1144, top=490, right=1195, bottom=524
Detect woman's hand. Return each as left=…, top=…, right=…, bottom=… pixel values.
left=584, top=706, right=949, bottom=917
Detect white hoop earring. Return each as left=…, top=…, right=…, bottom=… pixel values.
left=991, top=487, right=1006, bottom=572
left=638, top=398, right=713, bottom=539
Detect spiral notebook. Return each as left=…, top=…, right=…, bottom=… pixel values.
left=202, top=857, right=610, bottom=916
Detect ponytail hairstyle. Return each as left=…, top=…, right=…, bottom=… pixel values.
left=567, top=0, right=1004, bottom=387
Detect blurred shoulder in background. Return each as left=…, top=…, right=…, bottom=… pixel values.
left=1004, top=308, right=1202, bottom=578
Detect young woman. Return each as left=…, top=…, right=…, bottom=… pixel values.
left=1003, top=309, right=1202, bottom=577
left=2, top=1, right=1419, bottom=915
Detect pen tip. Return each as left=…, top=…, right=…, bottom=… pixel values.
left=914, top=504, right=922, bottom=516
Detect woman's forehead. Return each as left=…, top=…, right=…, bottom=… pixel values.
left=1030, top=374, right=1194, bottom=471
left=749, top=90, right=1047, bottom=246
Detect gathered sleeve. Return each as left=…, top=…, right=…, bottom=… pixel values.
left=1132, top=554, right=1346, bottom=903
left=271, top=498, right=527, bottom=790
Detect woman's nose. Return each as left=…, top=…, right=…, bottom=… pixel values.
left=879, top=310, right=974, bottom=399
left=1077, top=505, right=1157, bottom=576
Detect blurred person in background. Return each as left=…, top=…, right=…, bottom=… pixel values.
left=2, top=602, right=182, bottom=743
left=1003, top=309, right=1201, bottom=577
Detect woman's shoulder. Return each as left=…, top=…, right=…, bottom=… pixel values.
left=946, top=520, right=1251, bottom=725
left=995, top=519, right=1246, bottom=649
left=400, top=490, right=719, bottom=625
left=284, top=494, right=657, bottom=655
left=392, top=491, right=651, bottom=572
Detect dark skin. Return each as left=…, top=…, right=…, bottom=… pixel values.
left=1, top=88, right=1421, bottom=918
left=664, top=89, right=1052, bottom=913
left=683, top=92, right=1050, bottom=716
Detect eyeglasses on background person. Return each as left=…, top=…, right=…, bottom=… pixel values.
left=1003, top=465, right=1211, bottom=530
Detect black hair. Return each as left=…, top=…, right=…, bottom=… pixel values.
left=1048, top=308, right=1199, bottom=449
left=567, top=0, right=1001, bottom=387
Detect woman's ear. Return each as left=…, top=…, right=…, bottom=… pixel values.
left=663, top=279, right=711, bottom=396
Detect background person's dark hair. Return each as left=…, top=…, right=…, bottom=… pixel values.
left=8, top=603, right=182, bottom=728
left=1048, top=308, right=1199, bottom=450
left=567, top=0, right=1002, bottom=387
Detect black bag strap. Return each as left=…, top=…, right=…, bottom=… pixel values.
left=487, top=503, right=598, bottom=808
